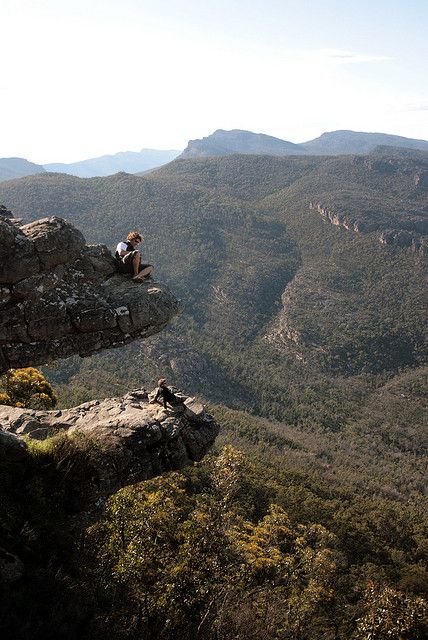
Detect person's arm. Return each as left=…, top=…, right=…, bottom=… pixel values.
left=117, top=242, right=137, bottom=258
left=150, top=387, right=161, bottom=404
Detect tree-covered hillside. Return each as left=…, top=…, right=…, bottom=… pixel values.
left=0, top=153, right=426, bottom=424
left=1, top=150, right=427, bottom=639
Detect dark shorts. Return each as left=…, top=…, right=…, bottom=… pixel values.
left=116, top=251, right=152, bottom=275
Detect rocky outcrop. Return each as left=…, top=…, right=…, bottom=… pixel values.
left=309, top=201, right=378, bottom=233
left=379, top=229, right=428, bottom=255
left=0, top=215, right=181, bottom=372
left=264, top=271, right=307, bottom=362
left=309, top=202, right=427, bottom=255
left=414, top=171, right=428, bottom=188
left=0, top=388, right=219, bottom=496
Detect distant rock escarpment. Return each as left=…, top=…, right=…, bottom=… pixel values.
left=0, top=389, right=219, bottom=498
left=310, top=202, right=428, bottom=255
left=0, top=213, right=180, bottom=373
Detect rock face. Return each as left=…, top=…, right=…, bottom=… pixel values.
left=309, top=201, right=378, bottom=233
left=0, top=389, right=220, bottom=496
left=0, top=215, right=181, bottom=373
left=309, top=202, right=428, bottom=255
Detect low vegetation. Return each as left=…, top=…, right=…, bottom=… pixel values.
left=1, top=441, right=427, bottom=639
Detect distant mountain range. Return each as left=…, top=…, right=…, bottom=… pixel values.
left=44, top=148, right=181, bottom=178
left=301, top=130, right=428, bottom=155
left=0, top=149, right=180, bottom=182
left=179, top=129, right=303, bottom=158
left=1, top=129, right=428, bottom=182
left=0, top=157, right=46, bottom=182
left=179, top=128, right=428, bottom=158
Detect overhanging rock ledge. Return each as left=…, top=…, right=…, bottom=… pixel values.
left=0, top=214, right=181, bottom=373
left=0, top=390, right=220, bottom=497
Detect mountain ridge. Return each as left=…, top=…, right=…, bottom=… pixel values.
left=179, top=128, right=304, bottom=158
left=3, top=128, right=428, bottom=182
left=44, top=147, right=181, bottom=177
left=178, top=128, right=428, bottom=159
left=0, top=157, right=46, bottom=182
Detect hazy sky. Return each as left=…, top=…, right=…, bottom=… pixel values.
left=2, top=0, right=427, bottom=163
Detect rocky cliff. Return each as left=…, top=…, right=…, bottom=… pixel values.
left=0, top=212, right=221, bottom=505
left=310, top=201, right=428, bottom=255
left=0, top=389, right=219, bottom=499
left=0, top=214, right=180, bottom=373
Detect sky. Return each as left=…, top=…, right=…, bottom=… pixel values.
left=1, top=0, right=427, bottom=163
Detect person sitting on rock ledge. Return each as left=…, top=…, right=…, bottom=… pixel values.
left=150, top=378, right=187, bottom=410
left=114, top=231, right=154, bottom=281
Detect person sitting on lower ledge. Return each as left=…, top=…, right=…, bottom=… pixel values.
left=114, top=230, right=154, bottom=281
left=149, top=378, right=187, bottom=410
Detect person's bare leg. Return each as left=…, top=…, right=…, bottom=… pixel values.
left=132, top=251, right=141, bottom=276
left=133, top=264, right=154, bottom=281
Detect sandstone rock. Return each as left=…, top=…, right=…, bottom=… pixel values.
left=309, top=202, right=427, bottom=254
left=379, top=229, right=427, bottom=255
left=0, top=427, right=29, bottom=463
left=0, top=216, right=181, bottom=372
left=0, top=216, right=39, bottom=284
left=414, top=171, right=428, bottom=188
left=21, top=216, right=85, bottom=271
left=0, top=389, right=220, bottom=497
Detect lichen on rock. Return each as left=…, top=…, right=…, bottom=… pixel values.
left=0, top=215, right=181, bottom=372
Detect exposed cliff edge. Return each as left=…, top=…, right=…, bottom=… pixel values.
left=0, top=389, right=219, bottom=499
left=309, top=201, right=428, bottom=255
left=0, top=213, right=181, bottom=373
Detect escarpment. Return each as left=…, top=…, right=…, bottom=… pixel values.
left=309, top=201, right=428, bottom=255
left=0, top=214, right=181, bottom=373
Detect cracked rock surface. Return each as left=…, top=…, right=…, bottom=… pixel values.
left=0, top=389, right=220, bottom=496
left=0, top=215, right=180, bottom=372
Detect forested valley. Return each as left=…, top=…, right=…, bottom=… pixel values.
left=0, top=148, right=427, bottom=638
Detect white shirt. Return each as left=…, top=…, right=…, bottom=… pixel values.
left=116, top=242, right=129, bottom=255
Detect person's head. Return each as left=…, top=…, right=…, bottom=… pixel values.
left=158, top=378, right=167, bottom=387
left=127, top=231, right=143, bottom=247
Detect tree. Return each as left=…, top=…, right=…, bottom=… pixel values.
left=89, top=447, right=349, bottom=640
left=0, top=367, right=57, bottom=409
left=355, top=582, right=428, bottom=640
